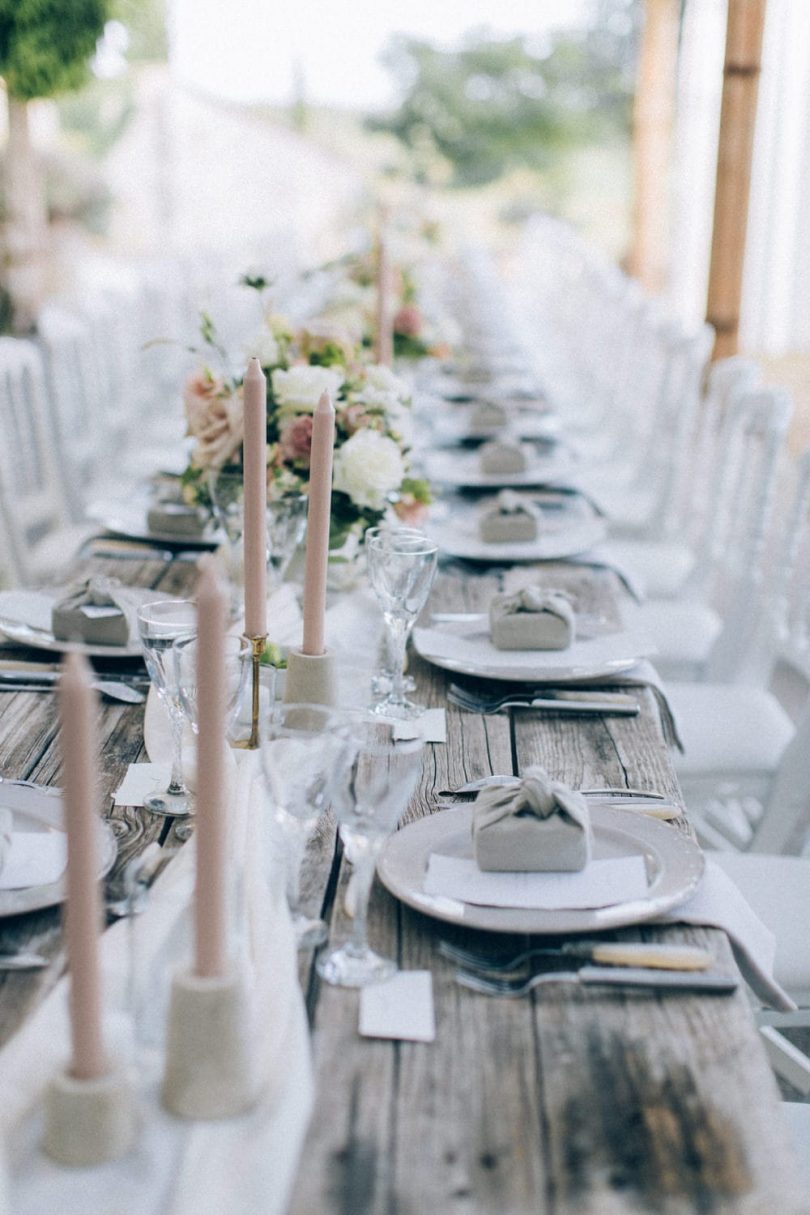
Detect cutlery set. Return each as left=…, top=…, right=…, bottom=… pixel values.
left=0, top=668, right=149, bottom=703
left=447, top=682, right=640, bottom=716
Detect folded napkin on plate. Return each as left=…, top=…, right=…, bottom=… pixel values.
left=51, top=577, right=161, bottom=646
left=470, top=401, right=508, bottom=431
left=479, top=440, right=528, bottom=475
left=489, top=587, right=574, bottom=651
left=472, top=765, right=592, bottom=872
left=0, top=751, right=313, bottom=1215
left=479, top=490, right=539, bottom=544
left=146, top=500, right=208, bottom=538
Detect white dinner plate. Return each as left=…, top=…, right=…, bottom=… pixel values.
left=412, top=623, right=655, bottom=683
left=377, top=804, right=703, bottom=934
left=424, top=448, right=577, bottom=489
left=87, top=502, right=221, bottom=549
left=430, top=412, right=563, bottom=447
left=429, top=508, right=606, bottom=563
left=0, top=779, right=116, bottom=916
left=0, top=591, right=144, bottom=658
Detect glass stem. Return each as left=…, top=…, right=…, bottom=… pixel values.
left=385, top=615, right=410, bottom=707
left=167, top=713, right=186, bottom=796
left=284, top=823, right=308, bottom=919
left=348, top=854, right=377, bottom=956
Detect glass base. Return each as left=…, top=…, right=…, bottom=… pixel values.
left=368, top=697, right=426, bottom=721
left=293, top=914, right=328, bottom=950
left=317, top=944, right=397, bottom=988
left=143, top=791, right=191, bottom=818
left=370, top=672, right=416, bottom=697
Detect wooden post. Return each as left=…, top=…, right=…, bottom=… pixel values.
left=628, top=0, right=681, bottom=293
left=706, top=0, right=768, bottom=359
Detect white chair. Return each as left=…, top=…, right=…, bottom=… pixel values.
left=0, top=337, right=95, bottom=585
left=630, top=387, right=793, bottom=681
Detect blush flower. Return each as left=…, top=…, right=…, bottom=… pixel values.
left=279, top=414, right=314, bottom=466
left=184, top=373, right=244, bottom=469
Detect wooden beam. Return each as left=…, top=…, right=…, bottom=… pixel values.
left=706, top=0, right=768, bottom=359
left=628, top=0, right=681, bottom=293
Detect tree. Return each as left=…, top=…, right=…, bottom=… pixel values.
left=0, top=0, right=110, bottom=330
left=369, top=6, right=640, bottom=189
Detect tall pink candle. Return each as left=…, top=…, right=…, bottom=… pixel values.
left=195, top=556, right=228, bottom=978
left=301, top=391, right=335, bottom=656
left=375, top=230, right=393, bottom=368
left=243, top=357, right=267, bottom=638
left=59, top=653, right=107, bottom=1082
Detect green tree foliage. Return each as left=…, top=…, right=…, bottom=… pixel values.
left=0, top=0, right=110, bottom=101
left=369, top=2, right=640, bottom=188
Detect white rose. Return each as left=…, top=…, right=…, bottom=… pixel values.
left=354, top=387, right=414, bottom=445
left=272, top=364, right=345, bottom=412
left=364, top=364, right=410, bottom=402
left=243, top=329, right=280, bottom=368
left=332, top=430, right=406, bottom=511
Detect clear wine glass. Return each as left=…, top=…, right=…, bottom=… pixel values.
left=267, top=493, right=308, bottom=588
left=367, top=529, right=438, bottom=720
left=173, top=634, right=252, bottom=741
left=258, top=702, right=353, bottom=949
left=207, top=469, right=245, bottom=618
left=317, top=719, right=424, bottom=987
left=365, top=524, right=424, bottom=698
left=136, top=600, right=197, bottom=822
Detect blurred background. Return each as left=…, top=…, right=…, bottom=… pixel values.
left=1, top=0, right=809, bottom=433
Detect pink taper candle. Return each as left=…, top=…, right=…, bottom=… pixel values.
left=375, top=230, right=393, bottom=368
left=59, top=653, right=107, bottom=1081
left=243, top=357, right=267, bottom=638
left=301, top=391, right=336, bottom=656
left=195, top=556, right=228, bottom=978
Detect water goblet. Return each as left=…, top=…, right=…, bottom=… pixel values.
left=317, top=720, right=425, bottom=987
left=365, top=524, right=423, bottom=698
left=136, top=600, right=197, bottom=821
left=367, top=529, right=438, bottom=720
left=173, top=634, right=252, bottom=742
left=258, top=702, right=353, bottom=949
left=267, top=493, right=308, bottom=588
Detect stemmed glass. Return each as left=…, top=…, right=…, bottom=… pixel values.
left=367, top=528, right=438, bottom=720
left=258, top=702, right=353, bottom=948
left=136, top=600, right=197, bottom=823
left=267, top=493, right=308, bottom=588
left=318, top=719, right=425, bottom=987
left=173, top=634, right=252, bottom=742
left=365, top=524, right=421, bottom=698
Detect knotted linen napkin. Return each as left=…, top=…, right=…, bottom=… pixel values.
left=51, top=577, right=164, bottom=646
left=479, top=490, right=540, bottom=544
left=489, top=586, right=575, bottom=651
left=479, top=439, right=528, bottom=475
left=473, top=765, right=592, bottom=872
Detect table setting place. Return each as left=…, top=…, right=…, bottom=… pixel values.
left=0, top=239, right=805, bottom=1215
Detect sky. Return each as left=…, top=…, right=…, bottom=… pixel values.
left=170, top=0, right=590, bottom=111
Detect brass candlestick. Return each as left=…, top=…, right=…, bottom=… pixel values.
left=232, top=634, right=267, bottom=750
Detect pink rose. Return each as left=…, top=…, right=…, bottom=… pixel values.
left=340, top=403, right=373, bottom=436
left=279, top=414, right=314, bottom=466
left=393, top=496, right=429, bottom=527
left=184, top=373, right=245, bottom=469
left=394, top=305, right=422, bottom=338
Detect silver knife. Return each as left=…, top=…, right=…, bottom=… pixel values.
left=0, top=952, right=49, bottom=970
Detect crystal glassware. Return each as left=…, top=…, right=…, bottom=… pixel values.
left=317, top=719, right=425, bottom=987
left=267, top=493, right=308, bottom=588
left=364, top=524, right=423, bottom=698
left=258, top=702, right=353, bottom=948
left=173, top=634, right=252, bottom=742
left=207, top=468, right=246, bottom=618
left=136, top=600, right=197, bottom=822
left=366, top=528, right=438, bottom=720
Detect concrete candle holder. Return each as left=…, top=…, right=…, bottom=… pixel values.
left=283, top=647, right=337, bottom=708
left=43, top=1067, right=136, bottom=1166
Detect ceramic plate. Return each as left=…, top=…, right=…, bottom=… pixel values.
left=412, top=624, right=654, bottom=683
left=424, top=448, right=577, bottom=490
left=377, top=804, right=704, bottom=934
left=0, top=591, right=144, bottom=658
left=88, top=503, right=221, bottom=549
left=0, top=779, right=117, bottom=916
left=429, top=510, right=606, bottom=563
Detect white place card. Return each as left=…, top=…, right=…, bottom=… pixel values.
left=0, top=833, right=67, bottom=890
left=359, top=971, right=436, bottom=1043
left=390, top=709, right=447, bottom=744
left=424, top=854, right=648, bottom=910
left=113, top=762, right=172, bottom=807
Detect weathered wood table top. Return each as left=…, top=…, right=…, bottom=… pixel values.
left=0, top=551, right=805, bottom=1214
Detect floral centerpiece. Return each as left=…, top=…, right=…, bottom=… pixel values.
left=179, top=277, right=431, bottom=553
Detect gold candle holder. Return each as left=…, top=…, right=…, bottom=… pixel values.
left=232, top=634, right=267, bottom=750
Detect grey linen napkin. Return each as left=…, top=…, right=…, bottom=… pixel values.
left=52, top=577, right=168, bottom=646
left=473, top=765, right=592, bottom=872
left=490, top=586, right=575, bottom=651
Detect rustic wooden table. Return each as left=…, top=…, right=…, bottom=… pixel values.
left=0, top=551, right=805, bottom=1214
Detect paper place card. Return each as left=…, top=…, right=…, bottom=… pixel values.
left=113, top=762, right=172, bottom=807
left=359, top=970, right=436, bottom=1042
left=0, top=833, right=67, bottom=890
left=391, top=709, right=447, bottom=744
left=424, top=854, right=648, bottom=910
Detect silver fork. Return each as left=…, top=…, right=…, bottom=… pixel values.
left=439, top=939, right=712, bottom=973
left=455, top=968, right=738, bottom=997
left=447, top=685, right=639, bottom=715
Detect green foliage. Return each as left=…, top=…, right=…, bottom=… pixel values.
left=114, top=0, right=167, bottom=62
left=0, top=0, right=110, bottom=101
left=368, top=3, right=639, bottom=188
